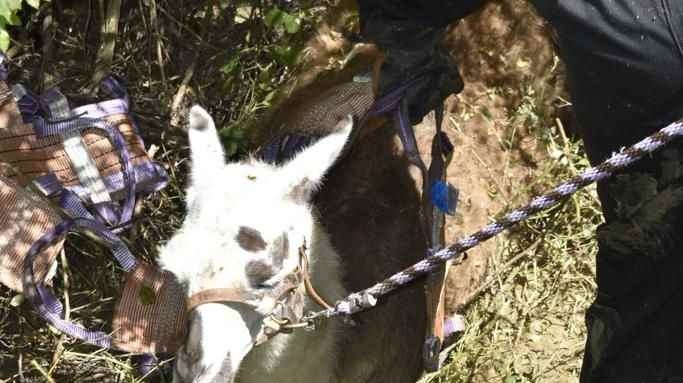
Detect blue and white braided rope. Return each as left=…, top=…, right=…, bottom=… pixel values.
left=304, top=119, right=683, bottom=323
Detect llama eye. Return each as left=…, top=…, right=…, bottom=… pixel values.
left=245, top=260, right=274, bottom=288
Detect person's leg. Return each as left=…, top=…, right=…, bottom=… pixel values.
left=532, top=1, right=683, bottom=381
left=584, top=148, right=683, bottom=383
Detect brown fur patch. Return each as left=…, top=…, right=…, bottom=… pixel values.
left=270, top=232, right=289, bottom=269
left=245, top=261, right=274, bottom=287
left=287, top=177, right=312, bottom=203
left=235, top=226, right=267, bottom=252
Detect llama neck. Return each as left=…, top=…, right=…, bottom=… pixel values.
left=306, top=223, right=346, bottom=309
left=235, top=222, right=346, bottom=383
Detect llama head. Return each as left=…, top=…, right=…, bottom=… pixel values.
left=158, top=106, right=352, bottom=383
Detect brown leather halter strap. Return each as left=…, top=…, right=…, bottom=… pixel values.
left=186, top=288, right=258, bottom=313
left=186, top=243, right=333, bottom=315
left=298, top=243, right=333, bottom=310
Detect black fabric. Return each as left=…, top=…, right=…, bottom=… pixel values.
left=358, top=1, right=474, bottom=124
left=533, top=0, right=683, bottom=165
left=585, top=146, right=683, bottom=383
left=358, top=0, right=487, bottom=40
left=358, top=1, right=683, bottom=382
left=519, top=3, right=683, bottom=380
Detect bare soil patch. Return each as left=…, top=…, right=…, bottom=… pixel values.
left=410, top=0, right=568, bottom=312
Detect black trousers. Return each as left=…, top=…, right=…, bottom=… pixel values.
left=531, top=1, right=683, bottom=382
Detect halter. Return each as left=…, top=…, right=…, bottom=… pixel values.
left=185, top=240, right=333, bottom=346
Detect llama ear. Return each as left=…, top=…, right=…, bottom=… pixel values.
left=187, top=105, right=225, bottom=190
left=281, top=115, right=354, bottom=203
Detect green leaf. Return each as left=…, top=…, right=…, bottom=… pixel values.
left=282, top=13, right=300, bottom=34
left=271, top=45, right=298, bottom=66
left=0, top=28, right=9, bottom=52
left=0, top=3, right=11, bottom=23
left=220, top=56, right=240, bottom=75
left=26, top=0, right=41, bottom=9
left=6, top=12, right=20, bottom=26
left=264, top=7, right=284, bottom=28
left=7, top=0, right=22, bottom=11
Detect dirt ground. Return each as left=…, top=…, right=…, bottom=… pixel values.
left=409, top=0, right=566, bottom=312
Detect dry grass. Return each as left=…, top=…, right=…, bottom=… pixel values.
left=425, top=113, right=603, bottom=383
left=415, top=2, right=604, bottom=381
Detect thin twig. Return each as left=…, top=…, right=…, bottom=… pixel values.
left=31, top=359, right=56, bottom=383
left=35, top=5, right=57, bottom=91
left=469, top=147, right=512, bottom=204
left=456, top=238, right=543, bottom=312
left=136, top=0, right=152, bottom=80
left=17, top=352, right=25, bottom=383
left=87, top=0, right=122, bottom=93
left=169, top=1, right=212, bottom=128
left=148, top=0, right=166, bottom=87
left=169, top=60, right=197, bottom=128
left=156, top=4, right=208, bottom=45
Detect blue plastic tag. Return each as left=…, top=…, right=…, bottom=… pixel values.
left=431, top=180, right=459, bottom=215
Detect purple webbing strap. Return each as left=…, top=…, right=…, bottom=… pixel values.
left=258, top=135, right=318, bottom=164
left=395, top=97, right=429, bottom=173
left=360, top=74, right=428, bottom=125
left=100, top=75, right=130, bottom=107
left=15, top=86, right=42, bottom=123
left=35, top=160, right=168, bottom=199
left=23, top=190, right=138, bottom=349
left=32, top=115, right=137, bottom=227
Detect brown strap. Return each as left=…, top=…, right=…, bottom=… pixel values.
left=186, top=288, right=258, bottom=313
left=422, top=105, right=451, bottom=371
left=299, top=245, right=333, bottom=310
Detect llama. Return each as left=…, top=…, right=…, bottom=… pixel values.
left=158, top=53, right=428, bottom=382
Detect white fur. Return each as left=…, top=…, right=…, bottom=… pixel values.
left=159, top=106, right=351, bottom=383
